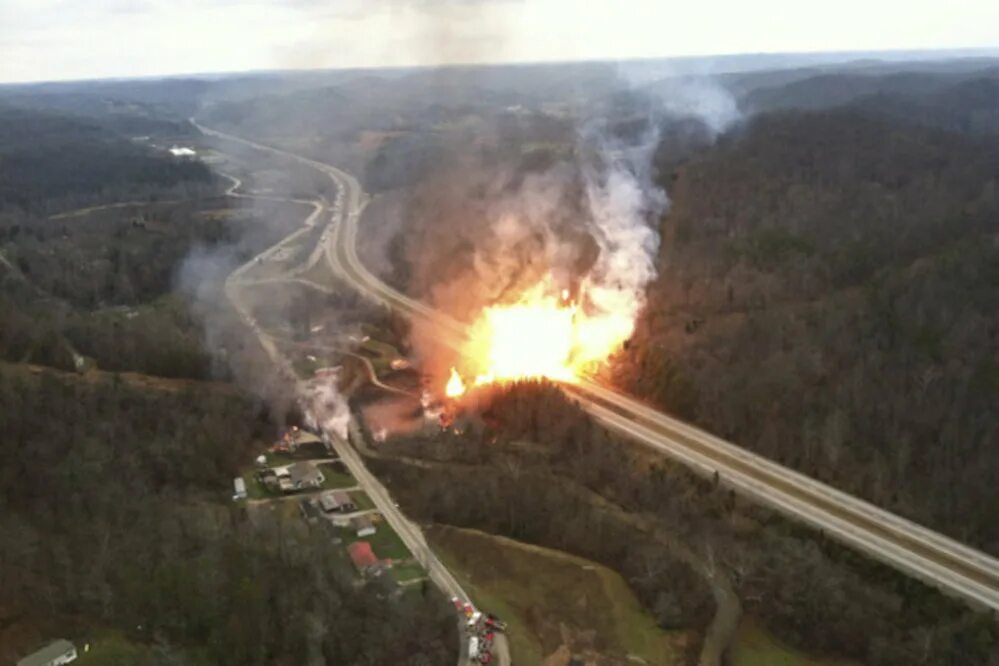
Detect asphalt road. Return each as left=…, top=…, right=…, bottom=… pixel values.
left=288, top=126, right=999, bottom=614
left=201, top=116, right=999, bottom=654
left=199, top=124, right=508, bottom=665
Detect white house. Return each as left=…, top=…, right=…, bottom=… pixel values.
left=233, top=477, right=247, bottom=501
left=352, top=515, right=376, bottom=537
left=17, top=639, right=77, bottom=666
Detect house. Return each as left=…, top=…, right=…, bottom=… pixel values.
left=352, top=515, right=376, bottom=537
left=318, top=491, right=356, bottom=513
left=287, top=462, right=324, bottom=491
left=347, top=541, right=379, bottom=573
left=17, top=639, right=77, bottom=666
left=233, top=477, right=247, bottom=501
left=332, top=491, right=355, bottom=512
left=318, top=493, right=338, bottom=513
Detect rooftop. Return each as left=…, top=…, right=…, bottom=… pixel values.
left=18, top=639, right=76, bottom=666
left=352, top=515, right=374, bottom=530
left=347, top=541, right=378, bottom=570
left=288, top=461, right=322, bottom=486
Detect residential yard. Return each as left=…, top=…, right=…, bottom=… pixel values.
left=728, top=616, right=857, bottom=666
left=243, top=471, right=271, bottom=500
left=238, top=460, right=355, bottom=501
left=349, top=490, right=375, bottom=510
left=316, top=461, right=356, bottom=489
left=338, top=518, right=412, bottom=561
left=267, top=440, right=333, bottom=461
left=428, top=524, right=693, bottom=666
left=389, top=560, right=427, bottom=585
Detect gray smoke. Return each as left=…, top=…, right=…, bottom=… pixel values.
left=405, top=75, right=741, bottom=370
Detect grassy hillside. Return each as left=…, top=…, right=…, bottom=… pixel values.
left=377, top=382, right=998, bottom=665
left=429, top=524, right=690, bottom=665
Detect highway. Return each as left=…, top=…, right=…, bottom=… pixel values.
left=307, top=132, right=999, bottom=615
left=199, top=123, right=509, bottom=665
left=197, top=122, right=999, bottom=615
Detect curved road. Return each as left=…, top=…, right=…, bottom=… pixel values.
left=199, top=125, right=505, bottom=665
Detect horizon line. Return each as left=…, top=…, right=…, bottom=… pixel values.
left=3, top=45, right=999, bottom=88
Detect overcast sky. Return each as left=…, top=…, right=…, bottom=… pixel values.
left=2, top=0, right=998, bottom=84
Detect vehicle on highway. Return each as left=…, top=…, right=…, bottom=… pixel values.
left=467, top=636, right=492, bottom=664
left=483, top=614, right=507, bottom=632
left=466, top=611, right=482, bottom=633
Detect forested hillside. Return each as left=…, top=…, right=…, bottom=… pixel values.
left=0, top=93, right=459, bottom=664
left=0, top=105, right=212, bottom=213
left=0, top=364, right=457, bottom=665
left=373, top=382, right=998, bottom=665
left=742, top=67, right=999, bottom=137
left=616, top=106, right=999, bottom=553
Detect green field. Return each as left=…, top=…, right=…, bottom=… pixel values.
left=428, top=525, right=691, bottom=665
left=317, top=463, right=355, bottom=489
left=349, top=490, right=375, bottom=510
left=242, top=471, right=270, bottom=500
left=338, top=518, right=412, bottom=561
left=390, top=560, right=427, bottom=584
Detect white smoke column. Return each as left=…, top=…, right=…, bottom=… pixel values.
left=571, top=123, right=665, bottom=361
left=301, top=371, right=350, bottom=440
left=654, top=77, right=742, bottom=138
left=573, top=78, right=740, bottom=360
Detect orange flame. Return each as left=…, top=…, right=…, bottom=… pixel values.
left=445, top=367, right=467, bottom=398
left=458, top=276, right=634, bottom=388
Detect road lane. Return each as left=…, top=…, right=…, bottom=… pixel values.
left=200, top=120, right=999, bottom=613
left=312, top=129, right=999, bottom=612
left=201, top=127, right=504, bottom=665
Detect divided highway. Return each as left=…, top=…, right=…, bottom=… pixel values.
left=200, top=123, right=999, bottom=617
left=198, top=125, right=505, bottom=665
left=318, top=135, right=999, bottom=612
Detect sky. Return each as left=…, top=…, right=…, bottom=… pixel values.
left=1, top=0, right=999, bottom=84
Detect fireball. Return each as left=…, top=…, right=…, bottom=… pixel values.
left=455, top=276, right=635, bottom=389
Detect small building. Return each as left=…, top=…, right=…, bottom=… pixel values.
left=17, top=639, right=77, bottom=666
left=332, top=491, right=355, bottom=512
left=347, top=541, right=379, bottom=573
left=233, top=477, right=247, bottom=501
left=287, top=462, right=324, bottom=491
left=168, top=145, right=196, bottom=158
left=352, top=515, right=376, bottom=537
left=318, top=493, right=338, bottom=513
left=319, top=490, right=356, bottom=513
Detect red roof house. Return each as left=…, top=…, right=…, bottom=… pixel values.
left=347, top=541, right=379, bottom=572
